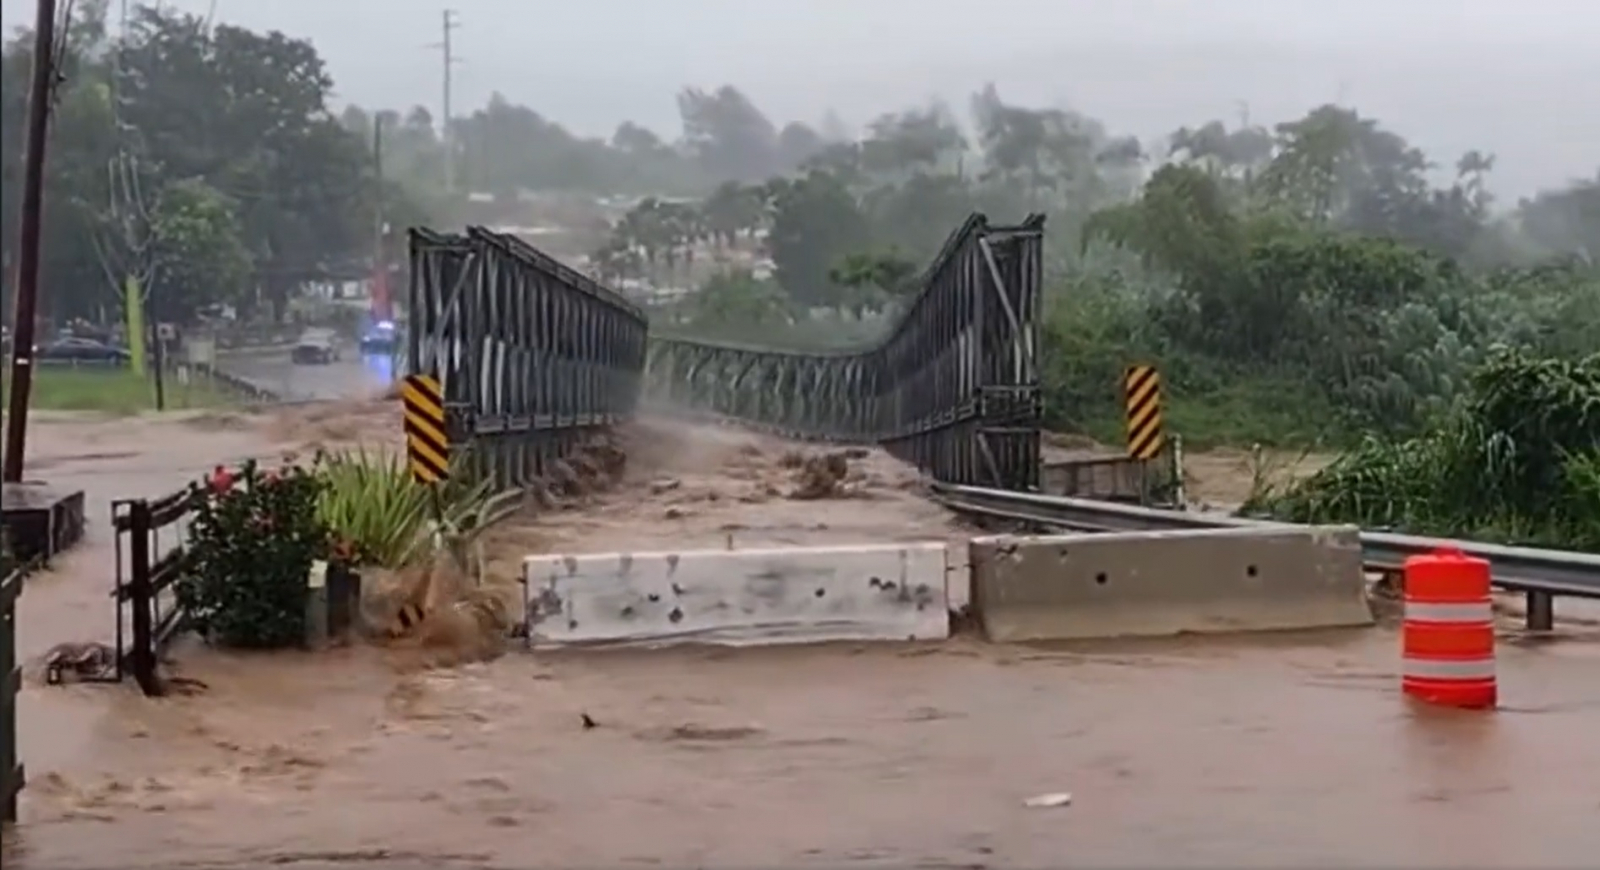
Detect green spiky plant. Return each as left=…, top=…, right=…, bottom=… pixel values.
left=314, top=447, right=522, bottom=577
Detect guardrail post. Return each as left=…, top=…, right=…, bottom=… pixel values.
left=126, top=500, right=159, bottom=696
left=1170, top=434, right=1188, bottom=509
left=1525, top=590, right=1554, bottom=632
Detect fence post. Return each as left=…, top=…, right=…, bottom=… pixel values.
left=1170, top=434, right=1188, bottom=509
left=2, top=560, right=24, bottom=824
left=126, top=500, right=160, bottom=696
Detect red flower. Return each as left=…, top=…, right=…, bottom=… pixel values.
left=208, top=465, right=235, bottom=495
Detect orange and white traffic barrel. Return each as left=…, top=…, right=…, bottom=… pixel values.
left=1401, top=547, right=1496, bottom=709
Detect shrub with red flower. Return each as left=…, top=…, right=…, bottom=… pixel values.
left=207, top=465, right=235, bottom=495
left=176, top=459, right=329, bottom=648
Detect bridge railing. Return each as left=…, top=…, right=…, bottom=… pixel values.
left=644, top=213, right=1046, bottom=491
left=407, top=226, right=650, bottom=489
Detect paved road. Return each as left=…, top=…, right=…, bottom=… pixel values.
left=217, top=351, right=395, bottom=401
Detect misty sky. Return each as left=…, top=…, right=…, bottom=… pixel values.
left=3, top=0, right=1597, bottom=199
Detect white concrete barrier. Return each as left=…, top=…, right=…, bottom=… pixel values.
left=523, top=542, right=950, bottom=646
left=969, top=526, right=1374, bottom=642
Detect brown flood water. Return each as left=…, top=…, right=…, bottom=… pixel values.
left=5, top=371, right=1599, bottom=868
left=8, top=633, right=1599, bottom=869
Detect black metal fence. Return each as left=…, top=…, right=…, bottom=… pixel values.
left=644, top=214, right=1046, bottom=491
left=407, top=226, right=650, bottom=489
left=1, top=555, right=29, bottom=824
left=111, top=489, right=197, bottom=697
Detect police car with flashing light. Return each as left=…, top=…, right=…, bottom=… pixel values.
left=359, top=320, right=399, bottom=355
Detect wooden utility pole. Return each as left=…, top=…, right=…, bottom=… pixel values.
left=372, top=114, right=390, bottom=322
left=3, top=0, right=60, bottom=484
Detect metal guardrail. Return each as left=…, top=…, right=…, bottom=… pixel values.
left=191, top=361, right=283, bottom=403
left=930, top=482, right=1600, bottom=631
left=1040, top=438, right=1183, bottom=507
left=202, top=325, right=304, bottom=350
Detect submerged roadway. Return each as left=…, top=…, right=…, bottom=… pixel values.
left=3, top=355, right=1595, bottom=869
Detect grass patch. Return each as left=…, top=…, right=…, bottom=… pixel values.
left=1055, top=375, right=1346, bottom=452
left=4, top=366, right=236, bottom=414
left=1160, top=379, right=1343, bottom=452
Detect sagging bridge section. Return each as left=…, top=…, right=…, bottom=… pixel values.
left=406, top=213, right=1046, bottom=491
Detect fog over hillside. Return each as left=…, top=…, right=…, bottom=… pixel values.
left=4, top=0, right=1595, bottom=198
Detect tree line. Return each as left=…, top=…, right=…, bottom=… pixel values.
left=3, top=5, right=1597, bottom=416
left=5, top=1, right=1596, bottom=329
left=1, top=1, right=415, bottom=322
left=582, top=103, right=1595, bottom=453
left=594, top=92, right=1597, bottom=386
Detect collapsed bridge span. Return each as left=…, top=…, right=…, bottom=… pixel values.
left=643, top=214, right=1046, bottom=490
left=408, top=214, right=1046, bottom=492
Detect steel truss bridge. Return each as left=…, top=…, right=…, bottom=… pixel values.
left=398, top=215, right=1600, bottom=616
left=407, top=213, right=1047, bottom=491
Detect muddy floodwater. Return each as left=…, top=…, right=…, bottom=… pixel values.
left=8, top=634, right=1600, bottom=869
left=5, top=362, right=1599, bottom=868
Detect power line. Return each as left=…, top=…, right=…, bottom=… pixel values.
left=95, top=0, right=155, bottom=332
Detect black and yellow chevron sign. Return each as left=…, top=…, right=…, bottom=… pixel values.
left=1123, top=364, right=1164, bottom=460
left=401, top=373, right=449, bottom=484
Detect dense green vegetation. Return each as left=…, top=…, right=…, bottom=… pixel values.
left=1249, top=350, right=1599, bottom=551
left=178, top=451, right=518, bottom=649
left=584, top=95, right=1598, bottom=549
left=2, top=2, right=406, bottom=322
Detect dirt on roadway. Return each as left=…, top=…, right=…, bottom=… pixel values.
left=3, top=406, right=1598, bottom=869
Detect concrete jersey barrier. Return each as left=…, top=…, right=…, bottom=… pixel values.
left=968, top=525, right=1374, bottom=642
left=523, top=543, right=951, bottom=646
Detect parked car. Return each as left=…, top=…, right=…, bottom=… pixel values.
left=36, top=336, right=131, bottom=364
left=291, top=329, right=341, bottom=365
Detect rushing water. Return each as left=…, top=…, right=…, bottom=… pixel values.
left=5, top=361, right=1597, bottom=868
left=7, top=632, right=1599, bottom=869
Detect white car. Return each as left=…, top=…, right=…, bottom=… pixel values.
left=292, top=329, right=342, bottom=365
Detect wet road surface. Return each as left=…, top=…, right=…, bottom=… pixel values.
left=8, top=632, right=1600, bottom=869
left=218, top=350, right=394, bottom=401
left=5, top=379, right=1599, bottom=868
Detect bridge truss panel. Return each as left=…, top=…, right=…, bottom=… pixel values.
left=406, top=226, right=649, bottom=489
left=644, top=213, right=1044, bottom=491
